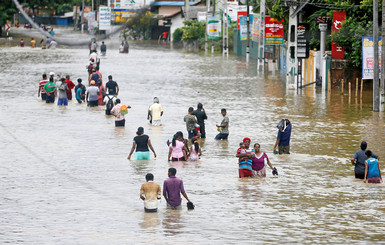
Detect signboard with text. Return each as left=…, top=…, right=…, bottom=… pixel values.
left=297, top=23, right=310, bottom=59
left=332, top=11, right=346, bottom=59
left=207, top=15, right=221, bottom=39
left=362, top=36, right=382, bottom=79
left=264, top=16, right=284, bottom=45
left=99, top=6, right=111, bottom=30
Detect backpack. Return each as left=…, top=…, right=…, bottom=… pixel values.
left=277, top=119, right=287, bottom=132
left=120, top=104, right=128, bottom=115
left=87, top=64, right=93, bottom=74
left=105, top=95, right=114, bottom=115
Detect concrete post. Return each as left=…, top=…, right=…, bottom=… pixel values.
left=319, top=23, right=327, bottom=87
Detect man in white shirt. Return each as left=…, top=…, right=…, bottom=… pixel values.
left=148, top=97, right=163, bottom=126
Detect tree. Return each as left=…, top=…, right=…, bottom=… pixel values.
left=0, top=0, right=17, bottom=36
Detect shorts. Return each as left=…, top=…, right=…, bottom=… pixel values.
left=77, top=99, right=82, bottom=104
left=239, top=169, right=252, bottom=178
left=368, top=177, right=382, bottom=183
left=172, top=157, right=186, bottom=161
left=355, top=172, right=365, bottom=179
left=88, top=100, right=98, bottom=107
left=167, top=203, right=182, bottom=210
left=41, top=93, right=46, bottom=100
left=57, top=98, right=68, bottom=106
left=215, top=133, right=229, bottom=140
left=115, top=119, right=125, bottom=127
left=144, top=207, right=158, bottom=213
left=278, top=145, right=290, bottom=154
left=134, top=151, right=150, bottom=160
left=188, top=129, right=198, bottom=139
left=152, top=120, right=162, bottom=126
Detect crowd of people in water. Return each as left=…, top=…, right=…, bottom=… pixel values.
left=36, top=39, right=382, bottom=212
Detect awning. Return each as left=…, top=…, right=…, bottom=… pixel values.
left=150, top=1, right=200, bottom=6
left=158, top=6, right=182, bottom=17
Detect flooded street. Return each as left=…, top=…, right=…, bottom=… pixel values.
left=1, top=29, right=385, bottom=244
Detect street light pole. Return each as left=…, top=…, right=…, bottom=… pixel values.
left=373, top=0, right=380, bottom=111
left=246, top=0, right=250, bottom=62
left=381, top=0, right=385, bottom=111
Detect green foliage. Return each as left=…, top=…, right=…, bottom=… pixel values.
left=0, top=0, right=17, bottom=27
left=173, top=28, right=183, bottom=42
left=332, top=17, right=372, bottom=67
left=180, top=20, right=206, bottom=41
left=123, top=13, right=160, bottom=40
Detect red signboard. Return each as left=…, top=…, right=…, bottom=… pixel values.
left=237, top=11, right=247, bottom=29
left=332, top=11, right=346, bottom=59
left=264, top=16, right=284, bottom=38
left=264, top=16, right=284, bottom=45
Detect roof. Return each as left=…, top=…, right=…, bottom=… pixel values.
left=150, top=1, right=200, bottom=6
left=158, top=6, right=182, bottom=17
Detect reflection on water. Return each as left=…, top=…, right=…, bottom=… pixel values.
left=1, top=33, right=385, bottom=244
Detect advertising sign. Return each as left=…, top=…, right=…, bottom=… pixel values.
left=362, top=36, right=382, bottom=79
left=264, top=16, right=284, bottom=45
left=88, top=11, right=96, bottom=34
left=332, top=11, right=346, bottom=59
left=207, top=15, right=221, bottom=39
left=99, top=6, right=111, bottom=30
left=297, top=23, right=310, bottom=59
left=239, top=15, right=252, bottom=40
left=251, top=14, right=260, bottom=42
left=114, top=0, right=145, bottom=9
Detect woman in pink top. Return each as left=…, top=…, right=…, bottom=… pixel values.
left=251, top=143, right=277, bottom=177
left=168, top=132, right=188, bottom=161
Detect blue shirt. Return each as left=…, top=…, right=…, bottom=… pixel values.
left=76, top=88, right=82, bottom=100
left=353, top=150, right=379, bottom=175
left=367, top=158, right=380, bottom=178
left=277, top=123, right=292, bottom=146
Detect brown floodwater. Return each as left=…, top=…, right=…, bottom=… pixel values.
left=1, top=28, right=385, bottom=244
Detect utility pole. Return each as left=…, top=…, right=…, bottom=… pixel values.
left=286, top=4, right=297, bottom=88
left=211, top=0, right=215, bottom=55
left=222, top=0, right=229, bottom=56
left=205, top=0, right=210, bottom=53
left=246, top=0, right=250, bottom=62
left=319, top=23, right=327, bottom=86
left=185, top=0, right=190, bottom=20
left=381, top=0, right=385, bottom=111
left=81, top=0, right=85, bottom=33
left=258, top=0, right=265, bottom=70
left=373, top=0, right=380, bottom=112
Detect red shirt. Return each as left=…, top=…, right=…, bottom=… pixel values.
left=65, top=79, right=75, bottom=90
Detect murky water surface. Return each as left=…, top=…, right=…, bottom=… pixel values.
left=1, top=28, right=385, bottom=244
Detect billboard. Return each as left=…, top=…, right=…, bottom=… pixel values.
left=297, top=23, right=310, bottom=59
left=99, top=6, right=111, bottom=30
left=264, top=16, right=284, bottom=45
left=332, top=11, right=346, bottom=59
left=207, top=15, right=221, bottom=39
left=362, top=36, right=382, bottom=80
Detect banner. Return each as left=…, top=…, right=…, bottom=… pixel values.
left=297, top=23, right=310, bottom=59
left=88, top=11, right=96, bottom=34
left=251, top=14, right=260, bottom=42
left=239, top=15, right=252, bottom=40
left=264, top=16, right=284, bottom=45
left=362, top=36, right=382, bottom=80
left=99, top=6, right=111, bottom=30
left=114, top=0, right=145, bottom=9
left=332, top=11, right=346, bottom=59
left=207, top=15, right=221, bottom=39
